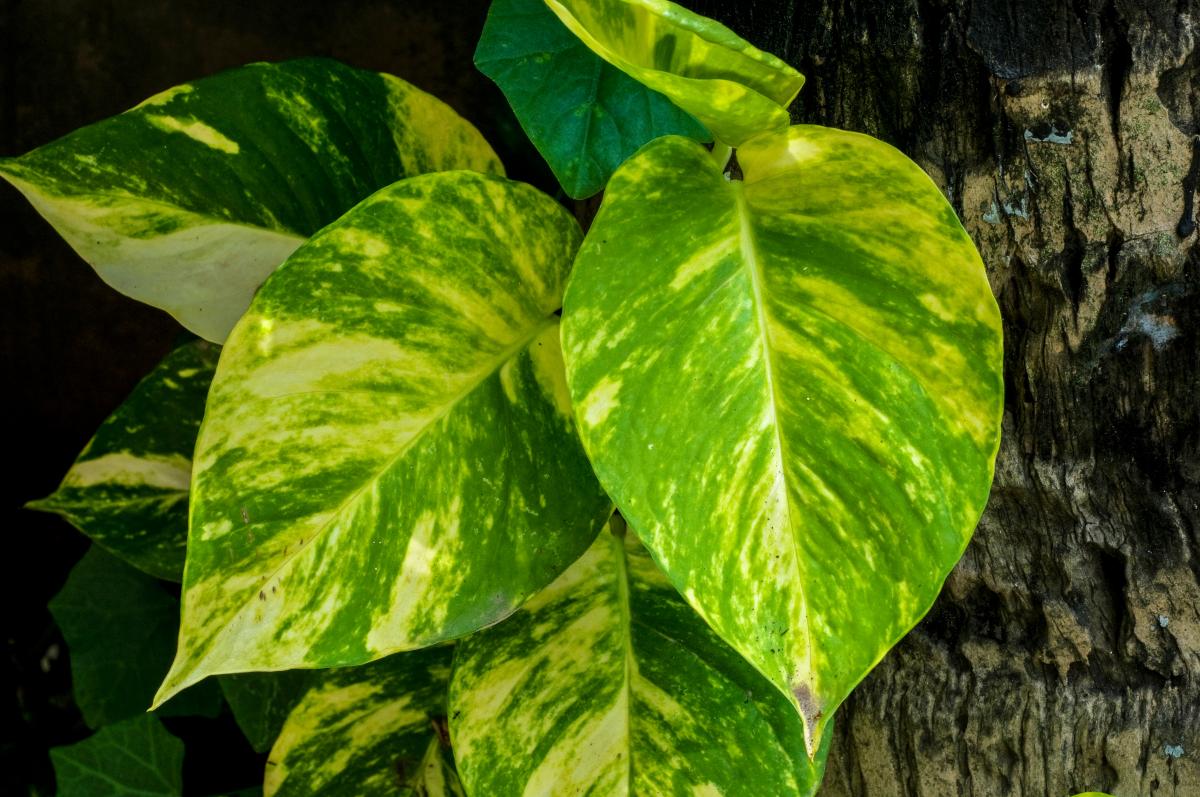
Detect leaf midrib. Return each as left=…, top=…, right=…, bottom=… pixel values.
left=30, top=489, right=188, bottom=512
left=629, top=617, right=803, bottom=787
left=612, top=530, right=636, bottom=793
left=167, top=314, right=558, bottom=700
left=0, top=166, right=307, bottom=241
left=610, top=542, right=806, bottom=792
left=731, top=182, right=815, bottom=731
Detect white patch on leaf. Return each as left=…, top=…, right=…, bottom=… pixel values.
left=143, top=114, right=240, bottom=154
left=65, top=452, right=191, bottom=490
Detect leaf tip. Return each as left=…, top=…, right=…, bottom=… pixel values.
left=23, top=494, right=58, bottom=514
left=791, top=681, right=827, bottom=760
left=0, top=158, right=22, bottom=188
left=151, top=660, right=204, bottom=711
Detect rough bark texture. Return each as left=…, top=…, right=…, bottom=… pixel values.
left=688, top=1, right=1200, bottom=794
left=3, top=1, right=1197, bottom=795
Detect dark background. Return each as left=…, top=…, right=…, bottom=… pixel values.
left=0, top=1, right=544, bottom=792
left=4, top=0, right=1199, bottom=795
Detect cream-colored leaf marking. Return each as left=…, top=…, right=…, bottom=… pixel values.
left=1, top=58, right=502, bottom=341
left=560, top=128, right=1003, bottom=754
left=450, top=526, right=830, bottom=795
left=26, top=340, right=218, bottom=581
left=154, top=171, right=610, bottom=705
left=542, top=0, right=804, bottom=145
left=266, top=648, right=460, bottom=796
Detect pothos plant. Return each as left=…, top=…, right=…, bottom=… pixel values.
left=7, top=0, right=1004, bottom=794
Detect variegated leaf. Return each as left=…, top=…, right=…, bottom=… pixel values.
left=450, top=523, right=830, bottom=795
left=154, top=170, right=612, bottom=705
left=265, top=648, right=461, bottom=796
left=220, top=670, right=314, bottom=753
left=0, top=58, right=502, bottom=342
left=541, top=0, right=804, bottom=146
left=560, top=128, right=1004, bottom=754
left=28, top=340, right=217, bottom=581
left=475, top=0, right=709, bottom=199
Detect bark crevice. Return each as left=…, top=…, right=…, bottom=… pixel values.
left=686, top=0, right=1198, bottom=793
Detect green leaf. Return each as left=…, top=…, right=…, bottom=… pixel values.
left=560, top=127, right=1004, bottom=754
left=29, top=340, right=217, bottom=581
left=541, top=0, right=803, bottom=146
left=49, top=546, right=222, bottom=728
left=450, top=523, right=830, bottom=795
left=475, top=0, right=709, bottom=199
left=264, top=648, right=461, bottom=796
left=220, top=670, right=314, bottom=753
left=50, top=714, right=184, bottom=796
left=154, top=170, right=612, bottom=706
left=0, top=58, right=502, bottom=342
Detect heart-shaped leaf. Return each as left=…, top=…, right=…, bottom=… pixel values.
left=541, top=0, right=804, bottom=145
left=560, top=127, right=1003, bottom=753
left=50, top=547, right=223, bottom=728
left=265, top=649, right=460, bottom=796
left=476, top=0, right=709, bottom=198
left=51, top=715, right=184, bottom=797
left=29, top=340, right=217, bottom=581
left=155, top=170, right=611, bottom=706
left=450, top=522, right=831, bottom=795
left=0, top=58, right=502, bottom=341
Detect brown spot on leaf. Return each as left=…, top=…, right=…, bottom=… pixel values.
left=792, top=681, right=825, bottom=760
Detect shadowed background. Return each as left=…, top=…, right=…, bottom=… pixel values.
left=0, top=1, right=529, bottom=792
left=3, top=0, right=1198, bottom=795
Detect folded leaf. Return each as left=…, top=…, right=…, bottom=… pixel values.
left=265, top=649, right=460, bottom=796
left=451, top=523, right=830, bottom=795
left=155, top=171, right=612, bottom=705
left=541, top=0, right=804, bottom=145
left=49, top=546, right=222, bottom=728
left=29, top=340, right=217, bottom=581
left=51, top=715, right=183, bottom=797
left=0, top=58, right=502, bottom=342
left=476, top=0, right=709, bottom=198
left=560, top=128, right=1004, bottom=754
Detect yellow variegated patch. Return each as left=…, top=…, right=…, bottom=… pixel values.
left=154, top=171, right=611, bottom=705
left=0, top=59, right=502, bottom=342
left=560, top=128, right=1004, bottom=754
left=265, top=648, right=462, bottom=796
left=542, top=0, right=804, bottom=145
left=27, top=340, right=218, bottom=581
left=475, top=0, right=710, bottom=200
left=450, top=523, right=830, bottom=795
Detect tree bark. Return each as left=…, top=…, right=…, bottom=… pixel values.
left=688, top=0, right=1200, bottom=794
left=3, top=1, right=1197, bottom=794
